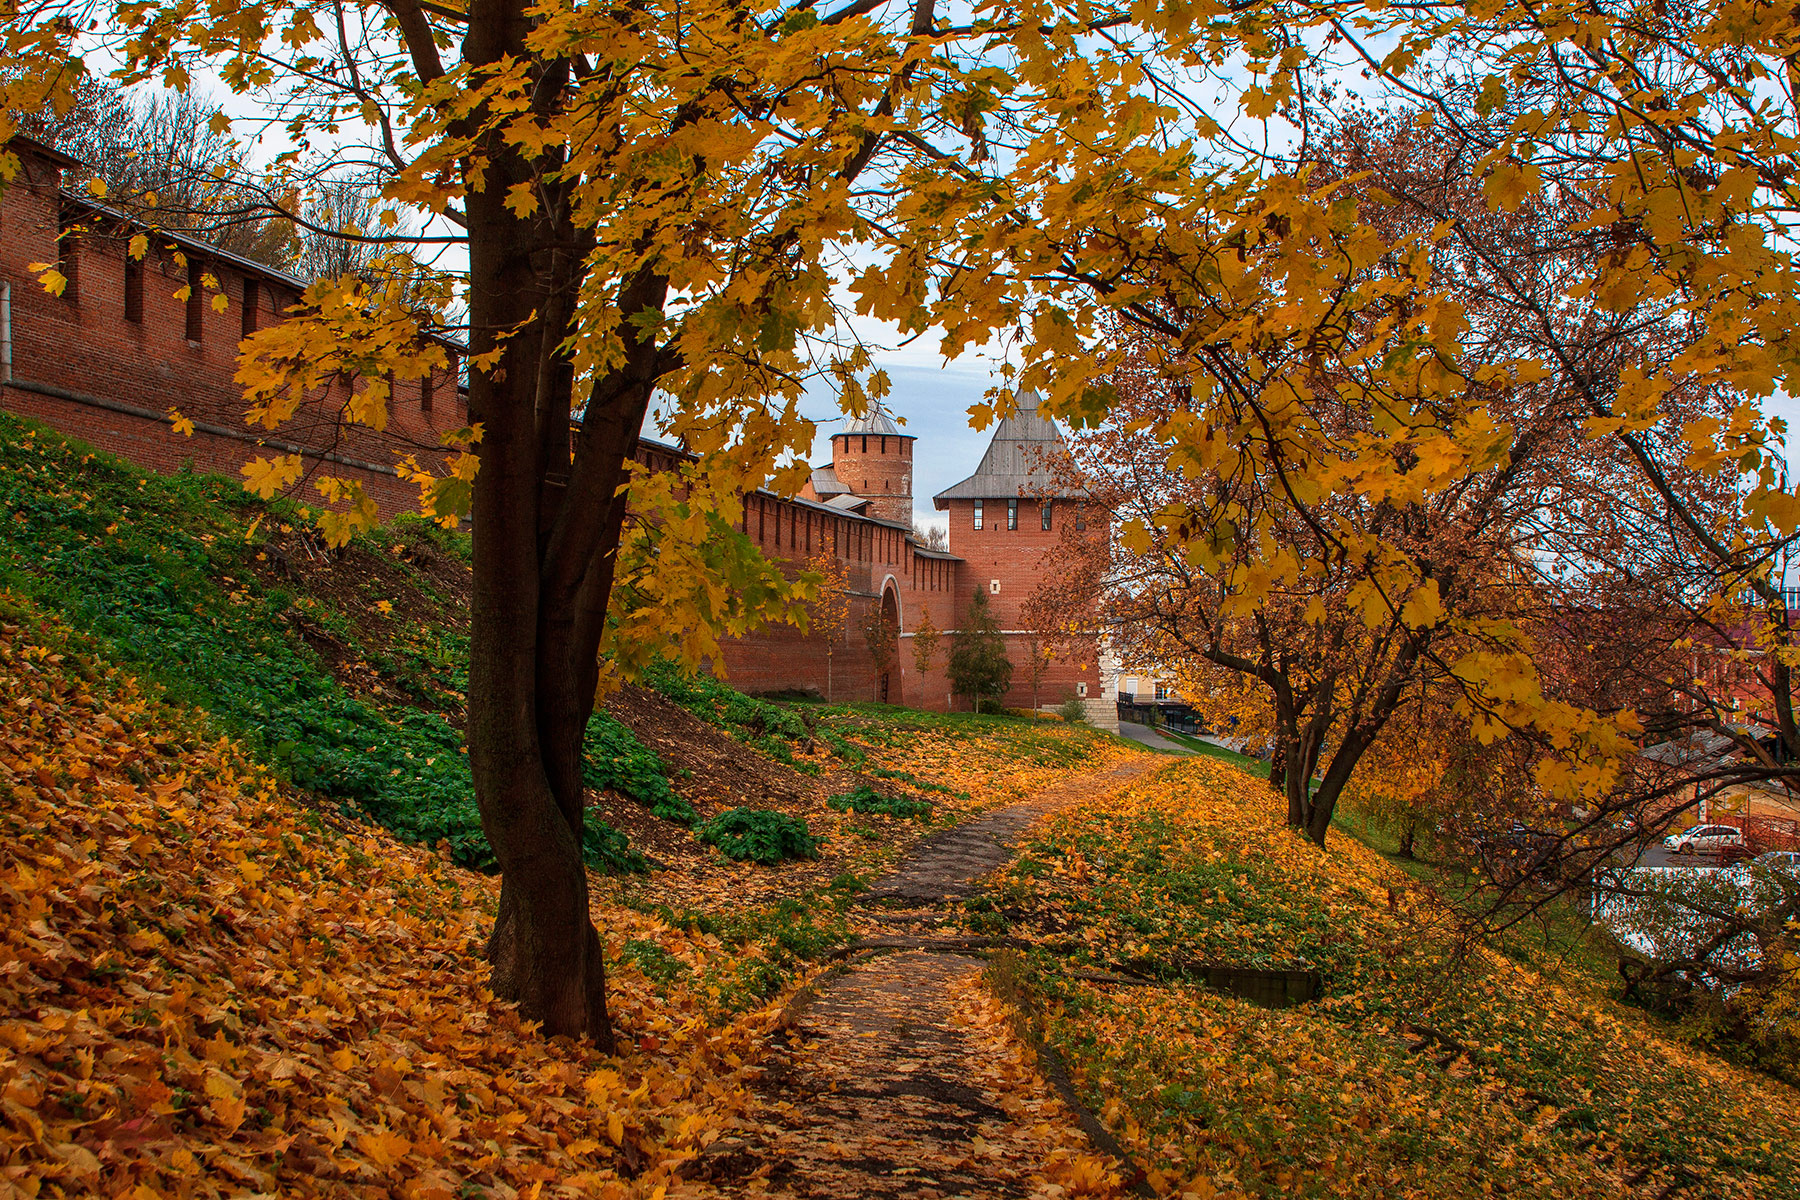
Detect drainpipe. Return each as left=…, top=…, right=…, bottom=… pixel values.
left=1, top=281, right=11, bottom=384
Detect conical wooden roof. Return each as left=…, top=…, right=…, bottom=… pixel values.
left=933, top=391, right=1084, bottom=505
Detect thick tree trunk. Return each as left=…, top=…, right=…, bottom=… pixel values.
left=462, top=0, right=612, bottom=1047
left=1398, top=820, right=1417, bottom=860
left=1301, top=726, right=1378, bottom=847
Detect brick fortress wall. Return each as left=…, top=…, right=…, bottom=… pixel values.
left=937, top=497, right=1101, bottom=711
left=0, top=145, right=462, bottom=516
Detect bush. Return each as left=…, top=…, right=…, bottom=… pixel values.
left=1058, top=695, right=1089, bottom=724
left=827, top=783, right=933, bottom=819
left=698, top=808, right=824, bottom=864
left=582, top=711, right=696, bottom=824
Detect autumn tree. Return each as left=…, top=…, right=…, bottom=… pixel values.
left=910, top=603, right=941, bottom=675
left=804, top=552, right=850, bottom=703
left=912, top=523, right=948, bottom=553
left=949, top=588, right=1012, bottom=713
left=860, top=604, right=900, bottom=701
left=3, top=0, right=1267, bottom=1043
left=10, top=78, right=296, bottom=267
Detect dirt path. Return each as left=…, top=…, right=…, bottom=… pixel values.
left=749, top=757, right=1161, bottom=1199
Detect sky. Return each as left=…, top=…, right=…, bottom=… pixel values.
left=796, top=338, right=1005, bottom=538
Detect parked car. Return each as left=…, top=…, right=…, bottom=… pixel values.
left=1662, top=824, right=1745, bottom=855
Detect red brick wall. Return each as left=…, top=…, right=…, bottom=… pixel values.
left=714, top=492, right=968, bottom=708
left=2, top=152, right=464, bottom=517
left=936, top=496, right=1104, bottom=709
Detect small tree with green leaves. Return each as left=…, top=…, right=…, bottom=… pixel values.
left=948, top=588, right=1012, bottom=713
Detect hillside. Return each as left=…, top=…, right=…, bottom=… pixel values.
left=0, top=418, right=1139, bottom=1196
left=11, top=409, right=1790, bottom=1199
left=982, top=759, right=1800, bottom=1198
left=0, top=410, right=1131, bottom=904
left=0, top=599, right=763, bottom=1195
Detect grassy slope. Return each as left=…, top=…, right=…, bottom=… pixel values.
left=988, top=756, right=1800, bottom=1199
left=0, top=410, right=507, bottom=865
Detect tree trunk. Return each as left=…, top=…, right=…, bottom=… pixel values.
left=1398, top=819, right=1417, bottom=860
left=1301, top=726, right=1376, bottom=847
left=462, top=0, right=613, bottom=1046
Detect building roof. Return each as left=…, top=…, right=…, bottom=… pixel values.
left=839, top=402, right=911, bottom=438
left=807, top=463, right=851, bottom=496
left=933, top=390, right=1086, bottom=505
left=824, top=493, right=872, bottom=512
left=5, top=133, right=79, bottom=170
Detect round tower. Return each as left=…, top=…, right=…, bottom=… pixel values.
left=834, top=404, right=914, bottom=526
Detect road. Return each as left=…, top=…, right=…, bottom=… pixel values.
left=1115, top=719, right=1199, bottom=755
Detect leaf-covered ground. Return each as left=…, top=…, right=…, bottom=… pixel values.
left=0, top=593, right=1150, bottom=1197
left=984, top=759, right=1800, bottom=1198
left=0, top=409, right=1136, bottom=901
left=0, top=599, right=777, bottom=1197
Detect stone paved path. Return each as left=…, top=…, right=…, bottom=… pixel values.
left=865, top=760, right=1158, bottom=906
left=753, top=757, right=1163, bottom=1199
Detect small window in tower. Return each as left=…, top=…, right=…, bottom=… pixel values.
left=420, top=357, right=434, bottom=412
left=1007, top=498, right=1018, bottom=530
left=1075, top=503, right=1086, bottom=532
left=880, top=436, right=887, bottom=452
left=861, top=435, right=867, bottom=453
left=1077, top=682, right=1088, bottom=698
left=973, top=500, right=983, bottom=530
left=1042, top=500, right=1053, bottom=531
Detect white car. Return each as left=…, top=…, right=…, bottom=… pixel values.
left=1662, top=824, right=1745, bottom=855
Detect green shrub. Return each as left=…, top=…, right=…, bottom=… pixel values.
left=827, top=783, right=933, bottom=819
left=698, top=807, right=824, bottom=864
left=1057, top=695, right=1089, bottom=724
left=867, top=763, right=968, bottom=799
left=582, top=711, right=696, bottom=824
left=621, top=938, right=688, bottom=987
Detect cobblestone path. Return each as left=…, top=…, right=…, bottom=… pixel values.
left=750, top=757, right=1162, bottom=1199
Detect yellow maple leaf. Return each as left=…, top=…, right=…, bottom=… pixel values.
left=241, top=454, right=305, bottom=499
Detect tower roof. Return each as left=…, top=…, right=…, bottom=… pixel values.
left=839, top=402, right=910, bottom=438
left=933, top=390, right=1086, bottom=506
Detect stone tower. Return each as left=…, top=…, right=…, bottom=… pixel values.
left=831, top=404, right=914, bottom=526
